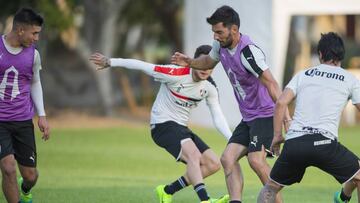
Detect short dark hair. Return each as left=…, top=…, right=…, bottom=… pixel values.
left=194, top=45, right=212, bottom=58
left=206, top=5, right=240, bottom=28
left=317, top=32, right=345, bottom=62
left=13, top=8, right=43, bottom=28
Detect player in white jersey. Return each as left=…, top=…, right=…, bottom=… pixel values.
left=90, top=45, right=231, bottom=203
left=257, top=33, right=360, bottom=203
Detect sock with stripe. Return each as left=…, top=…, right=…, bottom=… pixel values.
left=340, top=188, right=351, bottom=202
left=164, top=176, right=189, bottom=195
left=194, top=183, right=209, bottom=201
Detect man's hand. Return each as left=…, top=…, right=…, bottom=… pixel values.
left=38, top=116, right=50, bottom=141
left=270, top=134, right=285, bottom=156
left=89, top=53, right=111, bottom=70
left=171, top=52, right=191, bottom=67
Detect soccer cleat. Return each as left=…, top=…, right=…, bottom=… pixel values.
left=155, top=185, right=173, bottom=203
left=333, top=191, right=349, bottom=203
left=18, top=177, right=33, bottom=203
left=210, top=194, right=230, bottom=203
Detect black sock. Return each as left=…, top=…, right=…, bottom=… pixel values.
left=340, top=189, right=351, bottom=201
left=21, top=183, right=31, bottom=194
left=229, top=201, right=242, bottom=203
left=164, top=176, right=189, bottom=195
left=194, top=183, right=209, bottom=201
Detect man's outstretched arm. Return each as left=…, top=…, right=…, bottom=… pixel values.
left=171, top=52, right=217, bottom=70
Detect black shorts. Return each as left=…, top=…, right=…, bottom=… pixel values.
left=0, top=120, right=37, bottom=167
left=270, top=133, right=360, bottom=186
left=151, top=121, right=209, bottom=162
left=229, top=117, right=273, bottom=154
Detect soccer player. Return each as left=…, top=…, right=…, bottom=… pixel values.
left=0, top=8, right=50, bottom=203
left=257, top=32, right=360, bottom=203
left=171, top=5, right=289, bottom=203
left=90, top=45, right=231, bottom=203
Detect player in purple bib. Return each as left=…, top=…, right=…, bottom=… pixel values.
left=172, top=5, right=291, bottom=203
left=0, top=8, right=50, bottom=203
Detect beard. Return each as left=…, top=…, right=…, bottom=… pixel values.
left=219, top=35, right=233, bottom=48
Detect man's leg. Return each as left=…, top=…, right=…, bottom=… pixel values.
left=257, top=180, right=283, bottom=203
left=335, top=166, right=360, bottom=203
left=181, top=139, right=210, bottom=202
left=198, top=149, right=221, bottom=179
left=220, top=143, right=247, bottom=202
left=247, top=147, right=283, bottom=203
left=1, top=154, right=20, bottom=203
left=18, top=164, right=38, bottom=195
left=163, top=148, right=221, bottom=196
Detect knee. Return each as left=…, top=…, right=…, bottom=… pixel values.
left=248, top=156, right=266, bottom=172
left=22, top=169, right=39, bottom=184
left=220, top=152, right=235, bottom=169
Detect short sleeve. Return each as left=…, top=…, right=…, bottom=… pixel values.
left=350, top=79, right=360, bottom=104
left=209, top=40, right=221, bottom=62
left=240, top=45, right=269, bottom=78
left=285, top=71, right=302, bottom=96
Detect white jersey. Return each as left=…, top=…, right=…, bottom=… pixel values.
left=110, top=58, right=232, bottom=140
left=150, top=66, right=218, bottom=126
left=285, top=64, right=360, bottom=140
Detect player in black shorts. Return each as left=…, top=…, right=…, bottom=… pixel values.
left=90, top=45, right=231, bottom=203
left=257, top=33, right=360, bottom=203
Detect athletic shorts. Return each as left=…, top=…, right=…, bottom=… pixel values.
left=0, top=120, right=37, bottom=167
left=151, top=121, right=209, bottom=162
left=229, top=116, right=274, bottom=154
left=270, top=133, right=360, bottom=186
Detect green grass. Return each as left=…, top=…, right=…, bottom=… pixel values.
left=1, top=125, right=359, bottom=202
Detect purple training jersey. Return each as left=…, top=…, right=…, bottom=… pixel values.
left=0, top=36, right=35, bottom=121
left=219, top=34, right=274, bottom=121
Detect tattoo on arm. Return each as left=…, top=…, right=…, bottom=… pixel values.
left=257, top=184, right=277, bottom=203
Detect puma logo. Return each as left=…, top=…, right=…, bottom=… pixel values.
left=250, top=141, right=257, bottom=147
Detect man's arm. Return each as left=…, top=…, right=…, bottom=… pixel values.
left=260, top=70, right=292, bottom=126
left=90, top=53, right=155, bottom=75
left=171, top=52, right=218, bottom=70
left=207, top=102, right=232, bottom=140
left=205, top=84, right=232, bottom=140
left=89, top=53, right=185, bottom=83
left=31, top=51, right=50, bottom=140
left=272, top=88, right=295, bottom=155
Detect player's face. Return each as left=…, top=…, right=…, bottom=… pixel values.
left=18, top=24, right=42, bottom=47
left=212, top=22, right=233, bottom=48
left=193, top=69, right=213, bottom=81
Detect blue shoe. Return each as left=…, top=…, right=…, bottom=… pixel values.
left=334, top=191, right=348, bottom=203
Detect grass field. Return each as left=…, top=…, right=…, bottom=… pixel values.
left=1, top=123, right=359, bottom=202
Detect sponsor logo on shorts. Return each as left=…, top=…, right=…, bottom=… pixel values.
left=250, top=136, right=258, bottom=147
left=314, top=139, right=332, bottom=146
left=29, top=156, right=35, bottom=162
